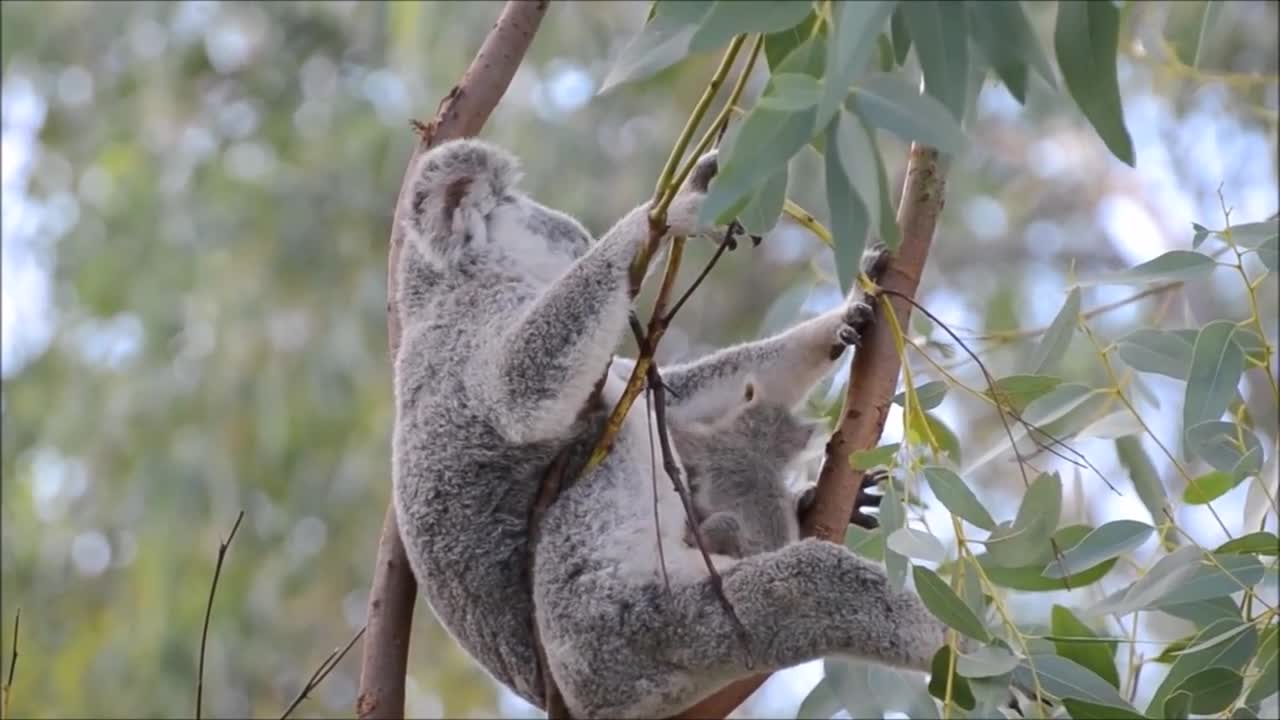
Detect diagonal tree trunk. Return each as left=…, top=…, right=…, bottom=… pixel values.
left=673, top=144, right=949, bottom=720
left=356, top=3, right=550, bottom=718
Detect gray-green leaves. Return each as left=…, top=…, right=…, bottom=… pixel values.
left=1183, top=320, right=1246, bottom=441
left=599, top=1, right=712, bottom=94
left=923, top=466, right=996, bottom=531
left=913, top=566, right=991, bottom=642
left=1022, top=287, right=1079, bottom=375
left=1054, top=0, right=1134, bottom=165
left=1043, top=520, right=1153, bottom=579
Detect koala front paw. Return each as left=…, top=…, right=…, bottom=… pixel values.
left=665, top=150, right=760, bottom=248
left=850, top=469, right=886, bottom=530
left=861, top=242, right=892, bottom=284
left=835, top=298, right=876, bottom=348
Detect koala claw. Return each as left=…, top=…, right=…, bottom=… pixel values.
left=851, top=469, right=887, bottom=530
left=837, top=300, right=875, bottom=348
left=861, top=242, right=891, bottom=283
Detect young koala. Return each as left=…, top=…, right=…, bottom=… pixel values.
left=671, top=381, right=820, bottom=559
left=392, top=138, right=948, bottom=716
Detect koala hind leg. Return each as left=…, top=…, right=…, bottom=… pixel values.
left=545, top=539, right=947, bottom=719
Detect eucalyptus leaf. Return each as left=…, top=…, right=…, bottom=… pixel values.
left=966, top=1, right=1057, bottom=103
left=824, top=110, right=880, bottom=293
left=599, top=1, right=712, bottom=93
left=736, top=165, right=789, bottom=235
left=687, top=0, right=811, bottom=54
left=888, top=527, right=947, bottom=563
left=900, top=0, right=969, bottom=120
left=928, top=645, right=976, bottom=710
left=986, top=472, right=1061, bottom=568
left=1054, top=0, right=1135, bottom=165
left=1083, top=250, right=1215, bottom=285
left=1183, top=320, right=1246, bottom=437
left=1051, top=604, right=1120, bottom=688
left=1148, top=617, right=1258, bottom=715
left=1115, top=436, right=1173, bottom=544
left=1115, top=328, right=1194, bottom=379
left=850, top=443, right=900, bottom=471
left=1215, top=531, right=1279, bottom=556
left=817, top=0, right=895, bottom=128
left=986, top=374, right=1063, bottom=413
left=1183, top=470, right=1241, bottom=505
left=893, top=380, right=948, bottom=411
left=796, top=676, right=842, bottom=720
left=1043, top=520, right=1153, bottom=580
left=923, top=465, right=996, bottom=531
left=957, top=645, right=1021, bottom=678
left=1013, top=654, right=1136, bottom=710
left=848, top=73, right=967, bottom=154
left=913, top=566, right=991, bottom=642
left=1023, top=287, right=1080, bottom=375
left=890, top=5, right=911, bottom=65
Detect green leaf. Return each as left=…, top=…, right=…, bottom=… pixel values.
left=986, top=374, right=1063, bottom=413
left=888, top=527, right=947, bottom=563
left=1087, top=546, right=1201, bottom=616
left=1183, top=320, right=1246, bottom=436
left=1183, top=470, right=1239, bottom=504
left=599, top=1, right=712, bottom=93
left=923, top=466, right=996, bottom=531
left=848, top=74, right=968, bottom=154
left=1159, top=596, right=1241, bottom=628
left=978, top=525, right=1118, bottom=591
left=1115, top=328, right=1194, bottom=379
left=1023, top=287, right=1080, bottom=375
left=1230, top=218, right=1280, bottom=248
left=882, top=471, right=908, bottom=590
left=756, top=73, right=821, bottom=110
left=900, top=0, right=969, bottom=121
left=893, top=380, right=948, bottom=411
left=1215, top=531, right=1279, bottom=556
left=1061, top=699, right=1149, bottom=720
left=1165, top=0, right=1224, bottom=68
left=956, top=645, right=1020, bottom=678
left=1013, top=654, right=1137, bottom=710
left=1258, top=234, right=1279, bottom=271
left=967, top=1, right=1058, bottom=104
left=851, top=443, right=900, bottom=471
left=925, top=412, right=962, bottom=464
left=1148, top=617, right=1258, bottom=715
left=1043, top=520, right=1153, bottom=580
left=1051, top=605, right=1120, bottom=688
left=818, top=0, right=894, bottom=128
left=687, top=0, right=812, bottom=54
left=928, top=645, right=976, bottom=710
left=824, top=109, right=882, bottom=293
left=1084, top=250, right=1216, bottom=285
left=763, top=10, right=820, bottom=71
left=1092, top=548, right=1265, bottom=616
left=845, top=525, right=885, bottom=561
left=1053, top=0, right=1135, bottom=165
left=1246, top=623, right=1278, bottom=706
left=1115, top=437, right=1173, bottom=543
left=890, top=5, right=911, bottom=65
left=986, top=472, right=1061, bottom=568
left=736, top=165, right=789, bottom=235
left=1186, top=420, right=1264, bottom=476
left=796, top=676, right=842, bottom=720
left=700, top=55, right=819, bottom=226
left=913, top=566, right=991, bottom=642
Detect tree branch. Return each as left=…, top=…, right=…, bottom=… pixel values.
left=196, top=510, right=244, bottom=720
left=356, top=3, right=550, bottom=719
left=671, top=143, right=950, bottom=720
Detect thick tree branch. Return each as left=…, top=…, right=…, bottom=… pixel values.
left=356, top=3, right=550, bottom=719
left=672, top=143, right=949, bottom=720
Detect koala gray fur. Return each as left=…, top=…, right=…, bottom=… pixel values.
left=671, top=380, right=821, bottom=558
left=392, top=138, right=949, bottom=717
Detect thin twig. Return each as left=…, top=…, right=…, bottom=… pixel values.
left=280, top=626, right=367, bottom=720
left=2, top=608, right=19, bottom=720
left=645, top=382, right=672, bottom=593
left=196, top=511, right=245, bottom=720
left=965, top=280, right=1184, bottom=342
left=663, top=222, right=740, bottom=325
left=647, top=359, right=754, bottom=666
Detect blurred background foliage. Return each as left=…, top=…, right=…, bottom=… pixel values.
left=0, top=1, right=1276, bottom=718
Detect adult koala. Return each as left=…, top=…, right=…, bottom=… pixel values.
left=393, top=139, right=947, bottom=717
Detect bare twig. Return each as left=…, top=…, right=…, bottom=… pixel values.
left=2, top=608, right=19, bottom=720
left=196, top=511, right=245, bottom=720
left=281, top=627, right=367, bottom=720
left=357, top=3, right=550, bottom=719
left=673, top=143, right=951, bottom=720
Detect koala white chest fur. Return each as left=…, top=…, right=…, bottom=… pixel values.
left=392, top=138, right=950, bottom=718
